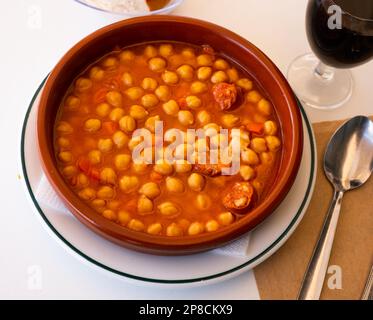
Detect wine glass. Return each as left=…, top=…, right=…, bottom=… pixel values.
left=288, top=0, right=373, bottom=110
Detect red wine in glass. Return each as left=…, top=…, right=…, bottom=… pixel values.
left=307, top=0, right=373, bottom=68
left=288, top=0, right=373, bottom=109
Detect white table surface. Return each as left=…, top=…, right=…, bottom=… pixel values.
left=1, top=0, right=372, bottom=299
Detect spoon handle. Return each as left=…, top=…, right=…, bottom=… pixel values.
left=298, top=189, right=344, bottom=300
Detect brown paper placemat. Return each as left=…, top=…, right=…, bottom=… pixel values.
left=254, top=117, right=373, bottom=300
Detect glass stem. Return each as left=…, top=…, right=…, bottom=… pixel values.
left=315, top=61, right=334, bottom=81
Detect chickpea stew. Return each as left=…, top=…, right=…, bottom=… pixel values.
left=54, top=42, right=282, bottom=237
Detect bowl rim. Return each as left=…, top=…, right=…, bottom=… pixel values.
left=37, top=15, right=303, bottom=254
left=74, top=0, right=184, bottom=16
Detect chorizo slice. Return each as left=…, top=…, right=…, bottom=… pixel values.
left=212, top=82, right=239, bottom=111
left=193, top=163, right=225, bottom=177
left=222, top=182, right=254, bottom=213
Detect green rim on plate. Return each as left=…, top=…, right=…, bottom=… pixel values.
left=20, top=78, right=316, bottom=284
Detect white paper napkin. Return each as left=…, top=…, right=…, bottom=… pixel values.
left=36, top=175, right=251, bottom=257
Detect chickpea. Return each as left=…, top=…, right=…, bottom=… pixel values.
left=57, top=137, right=70, bottom=148
left=119, top=50, right=135, bottom=62
left=194, top=138, right=209, bottom=153
left=260, top=151, right=275, bottom=165
left=124, top=87, right=144, bottom=101
left=62, top=165, right=77, bottom=178
left=65, top=95, right=80, bottom=110
left=98, top=138, right=113, bottom=153
left=155, top=85, right=171, bottom=102
left=188, top=222, right=204, bottom=236
left=58, top=151, right=73, bottom=163
left=148, top=57, right=166, bottom=72
left=57, top=121, right=73, bottom=135
left=174, top=160, right=192, bottom=173
left=96, top=102, right=111, bottom=117
left=78, top=187, right=96, bottom=201
left=165, top=177, right=185, bottom=193
left=158, top=202, right=180, bottom=218
left=210, top=133, right=228, bottom=149
left=237, top=78, right=253, bottom=91
left=144, top=45, right=158, bottom=58
left=218, top=212, right=234, bottom=226
left=197, top=54, right=214, bottom=66
left=251, top=137, right=267, bottom=153
left=211, top=70, right=228, bottom=84
left=205, top=220, right=219, bottom=232
left=129, top=105, right=148, bottom=120
left=115, top=154, right=131, bottom=170
left=88, top=150, right=102, bottom=165
left=178, top=110, right=194, bottom=126
left=74, top=173, right=89, bottom=188
left=84, top=118, right=101, bottom=132
left=265, top=136, right=281, bottom=151
left=119, top=175, right=139, bottom=193
left=132, top=162, right=149, bottom=174
left=112, top=131, right=129, bottom=149
left=174, top=143, right=193, bottom=160
left=128, top=136, right=143, bottom=151
left=164, top=129, right=186, bottom=144
left=264, top=120, right=278, bottom=136
left=75, top=77, right=92, bottom=92
left=159, top=44, right=173, bottom=57
left=214, top=58, right=229, bottom=70
left=97, top=186, right=115, bottom=200
left=188, top=173, right=205, bottom=192
left=162, top=70, right=179, bottom=85
left=118, top=210, right=131, bottom=226
left=176, top=65, right=194, bottom=81
left=197, top=67, right=212, bottom=81
left=121, top=72, right=133, bottom=86
left=147, top=223, right=162, bottom=235
left=128, top=219, right=145, bottom=232
left=257, top=99, right=273, bottom=116
left=227, top=68, right=239, bottom=83
left=89, top=66, right=105, bottom=82
left=101, top=56, right=119, bottom=70
left=100, top=167, right=117, bottom=185
left=196, top=110, right=211, bottom=125
left=154, top=159, right=173, bottom=175
left=139, top=182, right=160, bottom=200
left=204, top=123, right=220, bottom=136
left=109, top=108, right=125, bottom=122
left=240, top=165, right=255, bottom=181
left=190, top=81, right=208, bottom=94
left=162, top=99, right=179, bottom=116
left=246, top=90, right=262, bottom=103
left=195, top=194, right=211, bottom=210
left=166, top=223, right=183, bottom=236
left=119, top=115, right=136, bottom=133
left=181, top=48, right=195, bottom=59
left=137, top=195, right=154, bottom=215
left=141, top=94, right=159, bottom=108
left=91, top=199, right=106, bottom=211
left=145, top=115, right=160, bottom=133
left=241, top=148, right=260, bottom=165
left=221, top=114, right=240, bottom=128
left=102, top=209, right=117, bottom=221
left=185, top=96, right=202, bottom=109
left=141, top=77, right=158, bottom=91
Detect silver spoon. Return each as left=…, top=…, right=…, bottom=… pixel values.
left=298, top=116, right=373, bottom=300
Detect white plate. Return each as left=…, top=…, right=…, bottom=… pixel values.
left=20, top=80, right=316, bottom=287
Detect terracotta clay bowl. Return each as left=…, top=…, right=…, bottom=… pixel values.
left=37, top=16, right=303, bottom=255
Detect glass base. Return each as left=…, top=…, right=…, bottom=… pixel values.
left=287, top=53, right=353, bottom=110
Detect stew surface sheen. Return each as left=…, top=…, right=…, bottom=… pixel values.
left=54, top=42, right=282, bottom=237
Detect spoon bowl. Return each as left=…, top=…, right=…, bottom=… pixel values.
left=324, top=116, right=373, bottom=191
